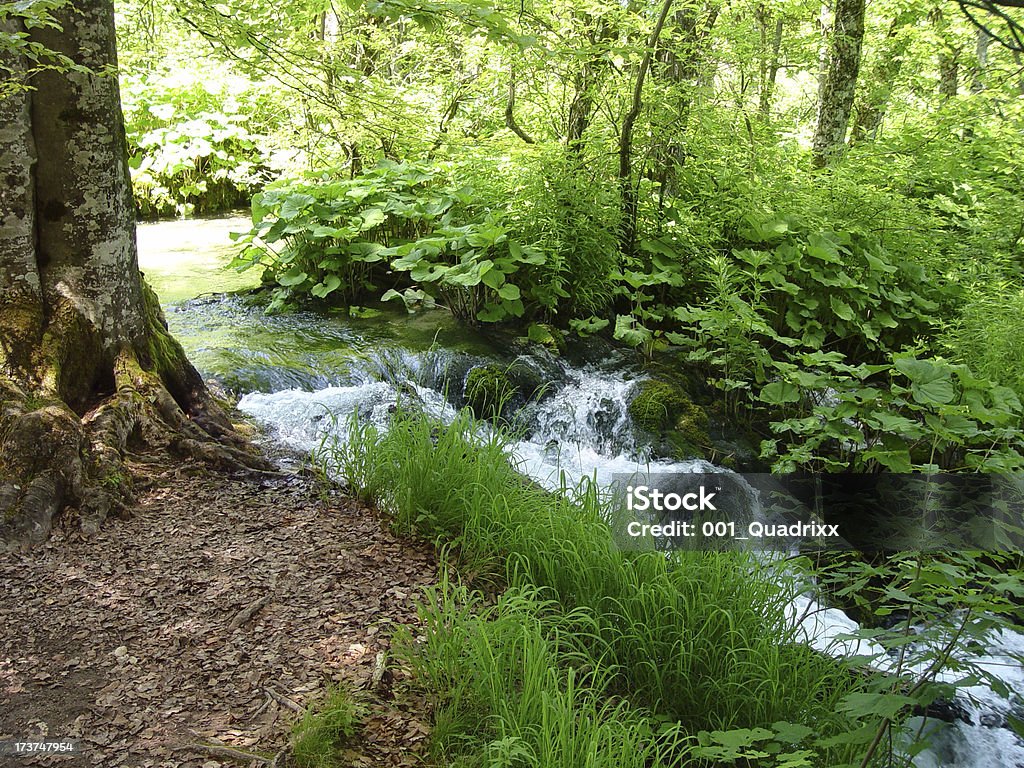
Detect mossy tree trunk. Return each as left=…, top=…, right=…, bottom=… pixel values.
left=0, top=0, right=269, bottom=550
left=811, top=0, right=866, bottom=168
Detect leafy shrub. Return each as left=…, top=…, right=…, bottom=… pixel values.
left=761, top=353, right=1024, bottom=473
left=233, top=160, right=455, bottom=310
left=728, top=215, right=943, bottom=359
left=233, top=160, right=553, bottom=321
left=455, top=146, right=621, bottom=318
left=123, top=74, right=273, bottom=217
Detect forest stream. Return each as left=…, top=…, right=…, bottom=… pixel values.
left=138, top=216, right=1024, bottom=768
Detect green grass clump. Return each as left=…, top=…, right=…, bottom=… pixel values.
left=326, top=409, right=869, bottom=765
left=464, top=364, right=515, bottom=419
left=403, top=576, right=689, bottom=768
left=292, top=684, right=362, bottom=768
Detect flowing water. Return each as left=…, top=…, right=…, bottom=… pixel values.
left=138, top=216, right=1024, bottom=767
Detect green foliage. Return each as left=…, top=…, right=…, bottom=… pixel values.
left=233, top=160, right=560, bottom=321
left=452, top=147, right=621, bottom=319
left=761, top=353, right=1024, bottom=473
left=0, top=0, right=90, bottom=98
left=122, top=73, right=274, bottom=217
left=943, top=283, right=1024, bottom=399
left=233, top=160, right=452, bottom=310
left=810, top=551, right=1024, bottom=766
left=291, top=684, right=363, bottom=768
left=670, top=217, right=944, bottom=377
left=400, top=578, right=689, bottom=768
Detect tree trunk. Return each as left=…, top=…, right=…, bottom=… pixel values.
left=971, top=27, right=992, bottom=94
left=850, top=15, right=908, bottom=143
left=0, top=0, right=269, bottom=551
left=932, top=9, right=961, bottom=101
left=649, top=3, right=719, bottom=199
left=811, top=0, right=865, bottom=167
left=566, top=15, right=612, bottom=157
left=758, top=10, right=785, bottom=118
left=618, top=0, right=675, bottom=258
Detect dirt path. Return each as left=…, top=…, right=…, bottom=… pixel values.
left=0, top=456, right=438, bottom=767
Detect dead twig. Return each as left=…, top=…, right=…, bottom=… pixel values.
left=182, top=741, right=272, bottom=764
left=264, top=685, right=304, bottom=713
left=229, top=594, right=272, bottom=629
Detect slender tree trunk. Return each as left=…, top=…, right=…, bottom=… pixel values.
left=650, top=3, right=719, bottom=198
left=971, top=27, right=992, bottom=94
left=758, top=12, right=785, bottom=118
left=566, top=16, right=611, bottom=156
left=850, top=15, right=908, bottom=143
left=1, top=0, right=267, bottom=550
left=939, top=51, right=960, bottom=99
left=932, top=9, right=961, bottom=101
left=811, top=0, right=865, bottom=167
left=505, top=60, right=535, bottom=144
left=619, top=0, right=675, bottom=258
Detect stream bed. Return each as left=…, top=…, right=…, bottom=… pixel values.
left=138, top=216, right=1024, bottom=768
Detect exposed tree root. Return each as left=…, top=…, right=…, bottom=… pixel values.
left=0, top=289, right=274, bottom=551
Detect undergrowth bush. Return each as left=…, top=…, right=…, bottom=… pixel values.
left=232, top=159, right=552, bottom=320
left=122, top=72, right=275, bottom=217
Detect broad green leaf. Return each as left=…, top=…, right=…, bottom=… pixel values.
left=310, top=274, right=342, bottom=298
left=359, top=207, right=386, bottom=230
left=613, top=315, right=651, bottom=347
left=838, top=692, right=919, bottom=720
left=830, top=296, right=855, bottom=321
left=277, top=268, right=308, bottom=287
left=497, top=283, right=521, bottom=301
left=760, top=381, right=801, bottom=404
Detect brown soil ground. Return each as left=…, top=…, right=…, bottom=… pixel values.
left=0, top=453, right=439, bottom=767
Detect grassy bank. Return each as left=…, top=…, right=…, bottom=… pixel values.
left=319, top=408, right=887, bottom=767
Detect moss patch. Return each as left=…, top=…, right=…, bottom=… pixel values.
left=628, top=380, right=689, bottom=432
left=629, top=379, right=710, bottom=459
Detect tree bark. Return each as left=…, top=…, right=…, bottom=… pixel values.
left=850, top=14, right=909, bottom=143
left=932, top=8, right=961, bottom=101
left=811, top=0, right=866, bottom=167
left=758, top=9, right=785, bottom=118
left=566, top=15, right=612, bottom=157
left=618, top=0, right=675, bottom=258
left=0, top=0, right=269, bottom=551
left=971, top=26, right=993, bottom=94
left=649, top=2, right=719, bottom=199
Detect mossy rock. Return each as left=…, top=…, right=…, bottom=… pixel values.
left=628, top=380, right=691, bottom=432
left=465, top=365, right=515, bottom=419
